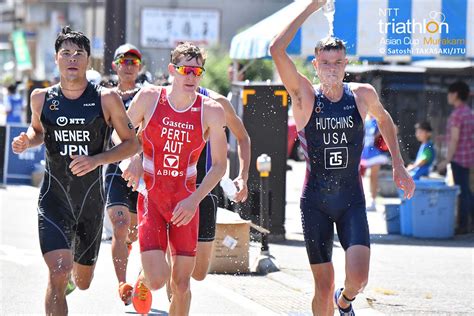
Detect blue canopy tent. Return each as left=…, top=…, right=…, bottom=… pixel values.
left=230, top=0, right=474, bottom=62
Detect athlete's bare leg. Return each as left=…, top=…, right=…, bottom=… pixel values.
left=140, top=250, right=170, bottom=291
left=169, top=255, right=195, bottom=316
left=310, top=262, right=335, bottom=316
left=173, top=241, right=214, bottom=309
left=108, top=205, right=131, bottom=284
left=72, top=262, right=96, bottom=290
left=338, top=245, right=370, bottom=309
left=128, top=212, right=138, bottom=244
left=192, top=241, right=214, bottom=281
left=44, top=249, right=73, bottom=316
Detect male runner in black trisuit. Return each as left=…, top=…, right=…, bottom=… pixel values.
left=103, top=43, right=143, bottom=306
left=192, top=86, right=250, bottom=281
left=270, top=1, right=415, bottom=315
left=11, top=26, right=138, bottom=315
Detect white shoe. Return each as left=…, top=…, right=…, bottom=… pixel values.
left=366, top=200, right=376, bottom=211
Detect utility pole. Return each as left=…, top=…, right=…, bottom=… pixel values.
left=103, top=0, right=126, bottom=75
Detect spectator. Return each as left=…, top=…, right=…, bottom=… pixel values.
left=227, top=62, right=245, bottom=82
left=360, top=115, right=390, bottom=211
left=407, top=121, right=435, bottom=180
left=226, top=62, right=246, bottom=101
left=438, top=81, right=474, bottom=234
left=3, top=84, right=25, bottom=124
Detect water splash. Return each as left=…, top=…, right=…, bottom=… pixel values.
left=323, top=0, right=336, bottom=37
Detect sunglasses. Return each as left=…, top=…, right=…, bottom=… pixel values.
left=115, top=58, right=141, bottom=66
left=173, top=65, right=205, bottom=77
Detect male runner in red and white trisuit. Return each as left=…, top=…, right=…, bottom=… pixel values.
left=119, top=42, right=227, bottom=315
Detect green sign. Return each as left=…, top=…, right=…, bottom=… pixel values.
left=12, top=30, right=32, bottom=71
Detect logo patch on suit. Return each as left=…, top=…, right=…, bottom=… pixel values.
left=164, top=154, right=179, bottom=169
left=324, top=147, right=348, bottom=170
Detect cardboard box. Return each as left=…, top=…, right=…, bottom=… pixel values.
left=208, top=208, right=250, bottom=274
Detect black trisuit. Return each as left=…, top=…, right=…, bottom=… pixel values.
left=38, top=83, right=111, bottom=265
left=196, top=87, right=218, bottom=242
left=298, top=83, right=370, bottom=264
left=104, top=89, right=140, bottom=213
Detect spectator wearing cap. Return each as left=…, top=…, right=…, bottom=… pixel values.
left=438, top=81, right=474, bottom=234
left=407, top=121, right=435, bottom=180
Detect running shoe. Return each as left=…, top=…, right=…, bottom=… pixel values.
left=132, top=277, right=152, bottom=314
left=366, top=200, right=376, bottom=212
left=118, top=282, right=133, bottom=306
left=65, top=278, right=76, bottom=296
left=334, top=288, right=355, bottom=316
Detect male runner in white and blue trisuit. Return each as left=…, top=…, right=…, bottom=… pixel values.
left=270, top=1, right=415, bottom=315
left=11, top=26, right=138, bottom=315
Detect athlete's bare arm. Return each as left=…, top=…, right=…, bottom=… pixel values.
left=207, top=88, right=250, bottom=202
left=126, top=86, right=163, bottom=132
left=269, top=1, right=325, bottom=130
left=353, top=83, right=415, bottom=199
left=110, top=85, right=157, bottom=145
left=69, top=89, right=139, bottom=176
left=171, top=99, right=227, bottom=227
left=11, top=88, right=46, bottom=154
left=115, top=85, right=163, bottom=189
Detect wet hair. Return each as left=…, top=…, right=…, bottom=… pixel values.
left=448, top=81, right=470, bottom=101
left=314, top=36, right=347, bottom=56
left=415, top=121, right=432, bottom=132
left=55, top=26, right=90, bottom=56
left=170, top=42, right=206, bottom=66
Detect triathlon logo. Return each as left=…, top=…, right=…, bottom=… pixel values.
left=164, top=154, right=179, bottom=169
left=49, top=100, right=59, bottom=111
left=377, top=8, right=464, bottom=55
left=315, top=100, right=324, bottom=113
left=324, top=147, right=348, bottom=170
left=378, top=9, right=449, bottom=35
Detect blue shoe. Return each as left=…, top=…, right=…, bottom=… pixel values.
left=334, top=288, right=355, bottom=316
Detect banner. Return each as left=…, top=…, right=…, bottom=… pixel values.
left=141, top=8, right=220, bottom=48
left=12, top=30, right=32, bottom=71
left=4, top=124, right=45, bottom=184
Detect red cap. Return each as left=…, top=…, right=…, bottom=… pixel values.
left=114, top=43, right=142, bottom=60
